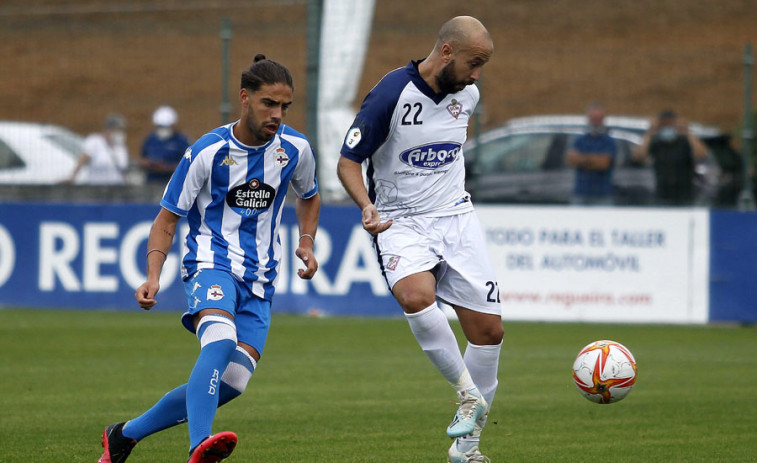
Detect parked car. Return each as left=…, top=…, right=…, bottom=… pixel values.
left=463, top=115, right=742, bottom=206
left=0, top=121, right=82, bottom=184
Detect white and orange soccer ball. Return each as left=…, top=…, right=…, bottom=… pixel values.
left=572, top=340, right=637, bottom=404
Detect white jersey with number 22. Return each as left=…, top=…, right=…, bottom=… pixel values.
left=340, top=60, right=478, bottom=220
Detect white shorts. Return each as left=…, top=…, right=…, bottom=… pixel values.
left=375, top=211, right=502, bottom=315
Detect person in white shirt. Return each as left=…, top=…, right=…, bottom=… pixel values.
left=68, top=113, right=129, bottom=185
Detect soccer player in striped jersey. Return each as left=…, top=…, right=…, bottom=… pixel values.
left=337, top=16, right=502, bottom=463
left=98, top=55, right=320, bottom=463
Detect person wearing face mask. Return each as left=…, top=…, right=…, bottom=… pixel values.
left=67, top=113, right=129, bottom=185
left=566, top=103, right=618, bottom=205
left=633, top=110, right=707, bottom=205
left=139, top=105, right=191, bottom=184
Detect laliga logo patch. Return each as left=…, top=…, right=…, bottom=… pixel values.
left=386, top=256, right=401, bottom=271
left=273, top=148, right=289, bottom=167
left=447, top=99, right=463, bottom=119
left=345, top=127, right=362, bottom=148
left=399, top=142, right=461, bottom=170
left=207, top=284, right=225, bottom=301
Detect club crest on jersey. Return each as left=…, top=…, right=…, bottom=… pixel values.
left=273, top=148, right=289, bottom=167
left=386, top=256, right=401, bottom=271
left=226, top=178, right=276, bottom=216
left=345, top=127, right=362, bottom=148
left=207, top=284, right=224, bottom=301
left=399, top=142, right=461, bottom=170
left=447, top=99, right=463, bottom=119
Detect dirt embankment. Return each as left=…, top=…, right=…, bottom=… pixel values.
left=0, top=0, right=754, bottom=158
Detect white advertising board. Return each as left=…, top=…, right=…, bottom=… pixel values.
left=476, top=206, right=709, bottom=324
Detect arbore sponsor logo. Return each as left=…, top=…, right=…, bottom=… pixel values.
left=399, top=142, right=461, bottom=170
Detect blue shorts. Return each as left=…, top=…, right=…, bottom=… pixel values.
left=182, top=269, right=271, bottom=357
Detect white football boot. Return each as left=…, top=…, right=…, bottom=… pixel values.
left=447, top=438, right=491, bottom=463
left=446, top=388, right=488, bottom=438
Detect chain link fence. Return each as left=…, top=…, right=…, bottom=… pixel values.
left=0, top=0, right=754, bottom=207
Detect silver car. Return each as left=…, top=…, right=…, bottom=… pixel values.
left=464, top=115, right=733, bottom=206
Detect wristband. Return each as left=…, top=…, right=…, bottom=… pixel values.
left=299, top=234, right=315, bottom=245
left=146, top=249, right=168, bottom=259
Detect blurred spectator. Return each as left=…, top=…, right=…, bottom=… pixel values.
left=566, top=103, right=616, bottom=205
left=139, top=105, right=190, bottom=184
left=633, top=110, right=707, bottom=205
left=67, top=113, right=129, bottom=185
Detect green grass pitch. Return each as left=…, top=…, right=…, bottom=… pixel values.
left=1, top=308, right=755, bottom=462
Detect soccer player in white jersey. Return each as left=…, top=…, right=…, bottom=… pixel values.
left=97, top=55, right=320, bottom=463
left=337, top=16, right=502, bottom=463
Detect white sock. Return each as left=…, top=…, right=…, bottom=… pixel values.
left=405, top=304, right=475, bottom=392
left=456, top=340, right=502, bottom=452
left=464, top=341, right=502, bottom=409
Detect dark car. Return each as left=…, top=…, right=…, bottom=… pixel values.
left=464, top=115, right=742, bottom=207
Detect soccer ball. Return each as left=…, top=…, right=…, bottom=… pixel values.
left=572, top=340, right=637, bottom=404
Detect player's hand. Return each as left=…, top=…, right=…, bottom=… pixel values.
left=135, top=280, right=160, bottom=310
left=295, top=247, right=318, bottom=280
left=362, top=204, right=392, bottom=235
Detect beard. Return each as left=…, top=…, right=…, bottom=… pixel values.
left=245, top=113, right=276, bottom=145
left=436, top=60, right=470, bottom=94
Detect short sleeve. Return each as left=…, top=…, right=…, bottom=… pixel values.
left=340, top=68, right=409, bottom=163
left=291, top=142, right=319, bottom=199
left=160, top=137, right=218, bottom=216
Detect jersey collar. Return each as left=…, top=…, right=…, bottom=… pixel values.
left=407, top=59, right=451, bottom=105
left=228, top=121, right=281, bottom=153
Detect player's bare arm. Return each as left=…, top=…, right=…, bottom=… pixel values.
left=294, top=192, right=321, bottom=280
left=135, top=207, right=180, bottom=310
left=336, top=156, right=392, bottom=235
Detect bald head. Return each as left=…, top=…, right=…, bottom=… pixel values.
left=418, top=16, right=493, bottom=94
left=434, top=16, right=492, bottom=53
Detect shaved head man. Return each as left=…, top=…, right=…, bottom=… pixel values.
left=337, top=16, right=502, bottom=463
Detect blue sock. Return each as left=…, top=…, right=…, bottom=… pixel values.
left=186, top=320, right=237, bottom=451
left=122, top=382, right=243, bottom=441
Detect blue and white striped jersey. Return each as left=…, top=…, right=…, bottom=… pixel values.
left=161, top=122, right=318, bottom=300
left=340, top=60, right=477, bottom=220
